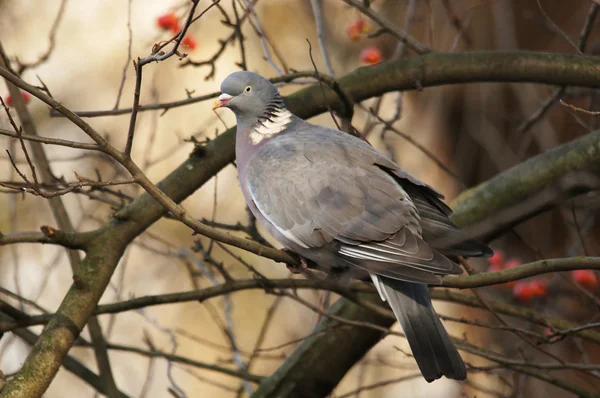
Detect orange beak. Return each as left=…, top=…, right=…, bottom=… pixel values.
left=212, top=93, right=233, bottom=110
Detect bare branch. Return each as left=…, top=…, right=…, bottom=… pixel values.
left=517, top=1, right=599, bottom=136
left=0, top=127, right=101, bottom=151
left=0, top=229, right=91, bottom=250
left=309, top=0, right=334, bottom=76
left=340, top=0, right=430, bottom=55
left=113, top=0, right=134, bottom=110
left=15, top=0, right=68, bottom=74
left=560, top=98, right=600, bottom=116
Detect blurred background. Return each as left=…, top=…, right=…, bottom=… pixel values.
left=0, top=0, right=599, bottom=397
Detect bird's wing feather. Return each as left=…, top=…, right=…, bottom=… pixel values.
left=247, top=124, right=463, bottom=280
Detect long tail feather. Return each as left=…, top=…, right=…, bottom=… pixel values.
left=380, top=277, right=466, bottom=382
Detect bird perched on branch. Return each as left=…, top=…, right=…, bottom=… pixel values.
left=213, top=71, right=491, bottom=382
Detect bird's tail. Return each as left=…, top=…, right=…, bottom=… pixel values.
left=379, top=277, right=466, bottom=382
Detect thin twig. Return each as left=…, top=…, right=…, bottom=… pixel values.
left=114, top=0, right=134, bottom=109
left=560, top=98, right=600, bottom=116
left=441, top=0, right=472, bottom=47
left=0, top=127, right=100, bottom=150
left=232, top=0, right=247, bottom=71
left=366, top=106, right=465, bottom=186
left=16, top=0, right=68, bottom=74
left=516, top=87, right=565, bottom=135
left=517, top=1, right=598, bottom=136
left=182, top=3, right=251, bottom=78
left=310, top=0, right=335, bottom=77
left=341, top=0, right=430, bottom=54
left=85, top=342, right=265, bottom=383
left=240, top=0, right=283, bottom=75
left=306, top=39, right=341, bottom=130
left=125, top=0, right=220, bottom=156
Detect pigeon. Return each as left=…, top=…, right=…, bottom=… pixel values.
left=213, top=71, right=492, bottom=382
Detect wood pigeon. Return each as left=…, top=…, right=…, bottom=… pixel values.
left=213, top=71, right=492, bottom=382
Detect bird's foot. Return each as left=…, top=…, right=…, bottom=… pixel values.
left=281, top=249, right=308, bottom=274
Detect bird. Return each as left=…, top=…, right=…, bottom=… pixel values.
left=213, top=71, right=492, bottom=382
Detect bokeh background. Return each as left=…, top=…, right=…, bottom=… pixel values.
left=1, top=1, right=599, bottom=397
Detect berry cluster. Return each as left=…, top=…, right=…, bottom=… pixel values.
left=156, top=12, right=197, bottom=51
left=2, top=92, right=31, bottom=108
left=346, top=18, right=382, bottom=65
left=512, top=279, right=548, bottom=302
left=488, top=249, right=598, bottom=301
left=488, top=250, right=547, bottom=301
left=571, top=269, right=598, bottom=289
left=346, top=18, right=369, bottom=41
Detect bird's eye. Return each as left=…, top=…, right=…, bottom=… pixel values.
left=244, top=86, right=252, bottom=93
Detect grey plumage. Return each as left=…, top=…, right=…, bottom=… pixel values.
left=381, top=279, right=466, bottom=381
left=214, top=71, right=491, bottom=382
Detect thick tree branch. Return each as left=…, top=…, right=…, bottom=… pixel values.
left=0, top=229, right=92, bottom=250
left=451, top=133, right=600, bottom=229
left=49, top=51, right=600, bottom=118
left=0, top=44, right=119, bottom=398
left=8, top=323, right=131, bottom=398
left=441, top=257, right=600, bottom=289
left=0, top=136, right=236, bottom=398
left=252, top=292, right=393, bottom=398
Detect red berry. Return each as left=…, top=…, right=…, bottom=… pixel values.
left=529, top=280, right=548, bottom=297
left=182, top=35, right=197, bottom=50
left=360, top=47, right=382, bottom=65
left=157, top=12, right=179, bottom=31
left=4, top=92, right=31, bottom=107
left=488, top=250, right=504, bottom=267
left=513, top=281, right=535, bottom=301
left=513, top=279, right=547, bottom=301
left=346, top=18, right=368, bottom=41
left=544, top=327, right=563, bottom=342
left=355, top=18, right=366, bottom=31
left=346, top=24, right=361, bottom=41
left=571, top=270, right=598, bottom=289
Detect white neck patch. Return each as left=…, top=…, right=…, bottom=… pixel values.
left=250, top=108, right=292, bottom=145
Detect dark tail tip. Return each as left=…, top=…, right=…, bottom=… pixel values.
left=381, top=279, right=467, bottom=382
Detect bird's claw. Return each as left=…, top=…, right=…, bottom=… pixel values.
left=282, top=249, right=308, bottom=274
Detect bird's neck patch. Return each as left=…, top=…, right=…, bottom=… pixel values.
left=250, top=95, right=292, bottom=145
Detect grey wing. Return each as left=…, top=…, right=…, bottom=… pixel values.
left=404, top=185, right=492, bottom=257
left=247, top=128, right=463, bottom=283
left=372, top=133, right=492, bottom=258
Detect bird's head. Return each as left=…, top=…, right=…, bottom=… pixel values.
left=213, top=71, right=280, bottom=117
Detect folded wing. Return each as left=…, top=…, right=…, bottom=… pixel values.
left=246, top=127, right=476, bottom=283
